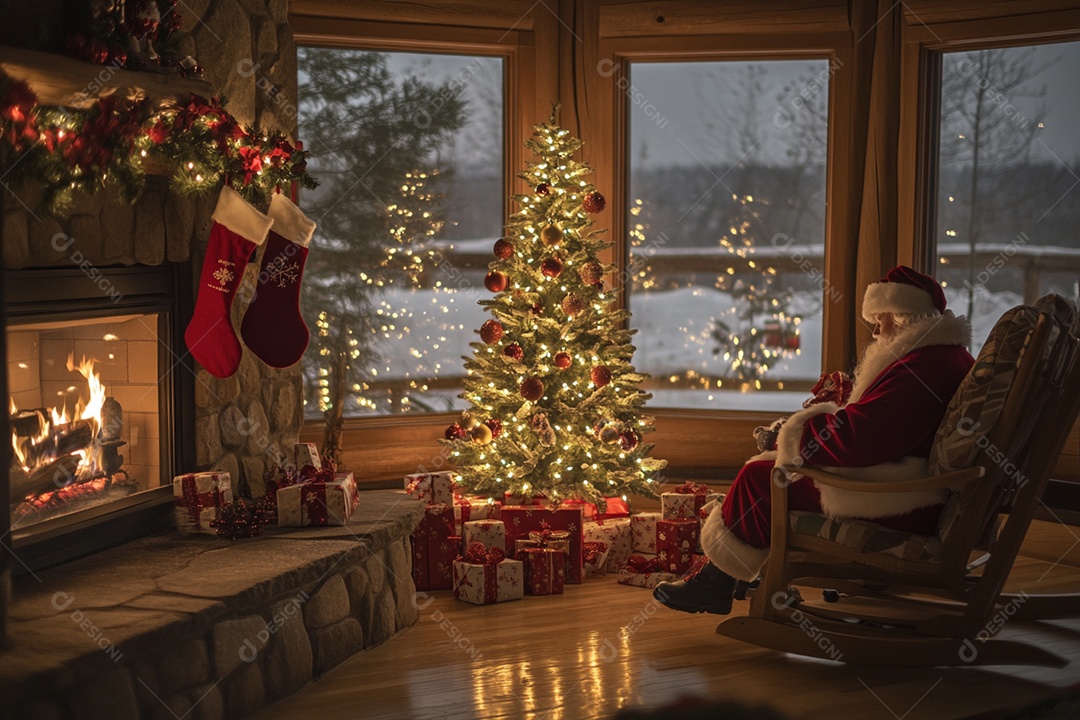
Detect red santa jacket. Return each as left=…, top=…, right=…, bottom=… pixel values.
left=774, top=312, right=973, bottom=519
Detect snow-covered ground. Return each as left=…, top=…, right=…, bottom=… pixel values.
left=334, top=276, right=1036, bottom=415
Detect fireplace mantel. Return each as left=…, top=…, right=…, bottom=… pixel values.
left=0, top=45, right=210, bottom=108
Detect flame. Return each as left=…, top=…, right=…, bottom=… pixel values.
left=10, top=355, right=106, bottom=475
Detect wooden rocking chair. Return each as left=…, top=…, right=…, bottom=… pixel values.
left=716, top=294, right=1080, bottom=667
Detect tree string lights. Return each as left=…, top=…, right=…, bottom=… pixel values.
left=442, top=110, right=666, bottom=507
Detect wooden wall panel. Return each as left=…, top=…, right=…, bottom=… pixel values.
left=901, top=0, right=1080, bottom=25
left=290, top=0, right=537, bottom=30
left=599, top=0, right=850, bottom=37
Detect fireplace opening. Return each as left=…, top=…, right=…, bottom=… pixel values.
left=4, top=265, right=195, bottom=571
left=9, top=313, right=164, bottom=530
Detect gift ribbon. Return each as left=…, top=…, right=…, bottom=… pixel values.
left=461, top=542, right=504, bottom=603
left=625, top=554, right=663, bottom=573
left=176, top=474, right=224, bottom=528
left=455, top=495, right=472, bottom=524
left=673, top=481, right=709, bottom=495
left=583, top=541, right=609, bottom=565
left=527, top=529, right=570, bottom=547
left=298, top=464, right=335, bottom=484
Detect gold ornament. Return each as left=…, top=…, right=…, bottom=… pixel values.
left=470, top=423, right=494, bottom=445
left=540, top=225, right=563, bottom=246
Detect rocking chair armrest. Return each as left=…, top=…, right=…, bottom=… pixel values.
left=774, top=464, right=986, bottom=493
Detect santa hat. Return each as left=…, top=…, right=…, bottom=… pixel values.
left=861, top=265, right=947, bottom=322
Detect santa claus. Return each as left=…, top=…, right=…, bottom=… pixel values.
left=656, top=265, right=974, bottom=615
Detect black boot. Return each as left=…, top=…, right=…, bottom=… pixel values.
left=652, top=561, right=738, bottom=615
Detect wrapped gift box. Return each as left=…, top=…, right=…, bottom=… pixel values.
left=519, top=547, right=565, bottom=595
left=617, top=554, right=679, bottom=589
left=405, top=472, right=456, bottom=506
left=583, top=519, right=633, bottom=573
left=501, top=506, right=585, bottom=584
left=173, top=471, right=233, bottom=535
left=454, top=496, right=501, bottom=535
left=463, top=520, right=505, bottom=551
left=513, top=529, right=571, bottom=559
left=277, top=473, right=358, bottom=527
left=503, top=492, right=548, bottom=507
left=453, top=558, right=524, bottom=605
left=661, top=490, right=721, bottom=521
left=583, top=541, right=610, bottom=578
left=413, top=503, right=455, bottom=541
left=412, top=535, right=461, bottom=591
left=294, top=442, right=320, bottom=470
left=656, top=518, right=699, bottom=575
left=631, top=512, right=663, bottom=553
left=558, top=496, right=631, bottom=522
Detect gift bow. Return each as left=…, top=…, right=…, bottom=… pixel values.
left=673, top=481, right=710, bottom=495
left=298, top=464, right=336, bottom=484
left=625, top=554, right=663, bottom=573
left=803, top=370, right=853, bottom=409
left=583, top=541, right=609, bottom=564
left=463, top=541, right=505, bottom=567
left=528, top=529, right=570, bottom=547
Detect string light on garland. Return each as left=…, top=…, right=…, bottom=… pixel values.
left=0, top=75, right=318, bottom=213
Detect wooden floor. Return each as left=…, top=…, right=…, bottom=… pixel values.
left=249, top=519, right=1080, bottom=720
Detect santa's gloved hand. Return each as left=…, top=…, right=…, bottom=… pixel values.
left=803, top=370, right=853, bottom=409
left=753, top=418, right=786, bottom=453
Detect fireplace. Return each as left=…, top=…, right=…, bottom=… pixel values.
left=4, top=264, right=195, bottom=571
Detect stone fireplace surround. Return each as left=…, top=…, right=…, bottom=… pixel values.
left=1, top=1, right=425, bottom=717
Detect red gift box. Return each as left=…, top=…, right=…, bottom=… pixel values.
left=413, top=503, right=455, bottom=541
left=558, top=496, right=631, bottom=522
left=501, top=506, right=585, bottom=584
left=518, top=547, right=565, bottom=595
left=412, top=534, right=461, bottom=590
left=656, top=518, right=699, bottom=574
left=617, top=553, right=679, bottom=589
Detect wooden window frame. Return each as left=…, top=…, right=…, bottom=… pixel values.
left=897, top=7, right=1080, bottom=494
left=289, top=15, right=534, bottom=483
left=595, top=32, right=857, bottom=475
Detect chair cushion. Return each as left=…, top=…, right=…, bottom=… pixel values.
left=789, top=511, right=942, bottom=562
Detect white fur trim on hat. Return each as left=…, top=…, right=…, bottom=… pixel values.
left=268, top=192, right=316, bottom=247
left=862, top=282, right=939, bottom=322
left=700, top=505, right=769, bottom=582
left=211, top=185, right=272, bottom=246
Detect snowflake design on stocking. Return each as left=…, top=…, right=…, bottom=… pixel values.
left=212, top=267, right=235, bottom=285
left=267, top=257, right=300, bottom=288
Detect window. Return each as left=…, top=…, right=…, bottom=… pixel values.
left=933, top=41, right=1080, bottom=352
left=626, top=60, right=832, bottom=411
left=297, top=47, right=504, bottom=418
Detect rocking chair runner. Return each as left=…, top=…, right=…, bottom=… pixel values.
left=716, top=294, right=1080, bottom=667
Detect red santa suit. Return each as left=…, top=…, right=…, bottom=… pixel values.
left=701, top=268, right=974, bottom=582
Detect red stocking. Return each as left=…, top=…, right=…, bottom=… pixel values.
left=240, top=192, right=316, bottom=368
left=184, top=186, right=273, bottom=378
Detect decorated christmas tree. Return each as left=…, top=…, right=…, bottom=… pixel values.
left=442, top=111, right=666, bottom=507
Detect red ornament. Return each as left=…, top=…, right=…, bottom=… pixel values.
left=504, top=343, right=524, bottom=361
left=531, top=303, right=543, bottom=316
left=480, top=320, right=503, bottom=344
left=493, top=238, right=514, bottom=259
left=561, top=294, right=585, bottom=316
left=485, top=418, right=503, bottom=439
left=445, top=423, right=468, bottom=440
left=540, top=257, right=563, bottom=278
left=535, top=182, right=550, bottom=196
left=484, top=270, right=509, bottom=292
left=583, top=191, right=606, bottom=214
left=619, top=431, right=640, bottom=451
left=554, top=352, right=572, bottom=369
left=591, top=366, right=612, bottom=387
left=785, top=334, right=801, bottom=351
left=578, top=261, right=603, bottom=285
left=520, top=377, right=545, bottom=402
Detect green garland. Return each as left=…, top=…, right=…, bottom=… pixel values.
left=1, top=72, right=317, bottom=214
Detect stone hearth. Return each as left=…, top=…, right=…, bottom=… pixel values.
left=1, top=491, right=424, bottom=720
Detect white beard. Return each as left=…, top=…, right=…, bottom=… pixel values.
left=847, top=311, right=972, bottom=404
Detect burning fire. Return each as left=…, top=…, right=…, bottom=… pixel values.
left=10, top=354, right=105, bottom=475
